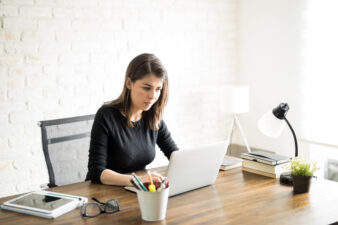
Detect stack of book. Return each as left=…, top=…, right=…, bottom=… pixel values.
left=220, top=155, right=243, bottom=171
left=241, top=151, right=291, bottom=178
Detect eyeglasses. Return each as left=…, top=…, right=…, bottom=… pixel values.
left=81, top=197, right=120, bottom=218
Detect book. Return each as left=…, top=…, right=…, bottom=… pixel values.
left=242, top=167, right=282, bottom=178
left=0, top=191, right=87, bottom=219
left=241, top=151, right=291, bottom=165
left=242, top=159, right=290, bottom=174
left=220, top=156, right=243, bottom=171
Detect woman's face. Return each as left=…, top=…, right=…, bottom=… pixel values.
left=127, top=74, right=163, bottom=112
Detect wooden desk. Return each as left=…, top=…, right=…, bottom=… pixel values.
left=1, top=168, right=338, bottom=225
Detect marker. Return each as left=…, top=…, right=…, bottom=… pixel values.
left=130, top=178, right=141, bottom=190
left=147, top=170, right=156, bottom=192
left=131, top=177, right=142, bottom=190
left=157, top=177, right=168, bottom=191
left=132, top=173, right=148, bottom=191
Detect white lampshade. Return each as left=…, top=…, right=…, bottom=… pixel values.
left=221, top=85, right=249, bottom=114
left=258, top=110, right=286, bottom=138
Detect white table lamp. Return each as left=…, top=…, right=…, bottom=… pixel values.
left=221, top=85, right=251, bottom=154
left=257, top=102, right=298, bottom=157
left=257, top=102, right=298, bottom=185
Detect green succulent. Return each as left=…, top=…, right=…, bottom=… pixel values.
left=290, top=157, right=319, bottom=177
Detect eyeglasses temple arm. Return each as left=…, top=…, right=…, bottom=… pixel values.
left=92, top=197, right=105, bottom=205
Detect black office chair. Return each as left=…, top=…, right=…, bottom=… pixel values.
left=38, top=114, right=95, bottom=187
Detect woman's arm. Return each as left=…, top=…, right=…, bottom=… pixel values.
left=157, top=120, right=179, bottom=159
left=100, top=169, right=133, bottom=186
left=101, top=169, right=164, bottom=186
left=87, top=108, right=110, bottom=183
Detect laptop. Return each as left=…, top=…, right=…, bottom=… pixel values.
left=125, top=140, right=229, bottom=197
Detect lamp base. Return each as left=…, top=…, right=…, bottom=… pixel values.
left=280, top=172, right=293, bottom=185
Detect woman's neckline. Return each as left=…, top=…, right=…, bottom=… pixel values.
left=117, top=109, right=143, bottom=124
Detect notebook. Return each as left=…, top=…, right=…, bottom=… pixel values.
left=125, top=140, right=229, bottom=197
left=241, top=151, right=291, bottom=165
left=220, top=156, right=243, bottom=171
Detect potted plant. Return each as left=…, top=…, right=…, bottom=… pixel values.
left=290, top=157, right=319, bottom=193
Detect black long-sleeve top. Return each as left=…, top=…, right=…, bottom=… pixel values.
left=86, top=106, right=178, bottom=184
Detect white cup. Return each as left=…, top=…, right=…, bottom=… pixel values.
left=136, top=187, right=170, bottom=221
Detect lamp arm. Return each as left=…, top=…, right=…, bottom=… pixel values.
left=283, top=116, right=298, bottom=157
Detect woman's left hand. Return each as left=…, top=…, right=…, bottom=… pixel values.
left=138, top=171, right=164, bottom=184
left=150, top=172, right=164, bottom=183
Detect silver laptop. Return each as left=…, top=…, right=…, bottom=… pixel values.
left=125, top=140, right=229, bottom=197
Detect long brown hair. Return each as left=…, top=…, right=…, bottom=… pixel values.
left=105, top=53, right=168, bottom=130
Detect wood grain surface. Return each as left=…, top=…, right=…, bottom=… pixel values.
left=1, top=167, right=338, bottom=225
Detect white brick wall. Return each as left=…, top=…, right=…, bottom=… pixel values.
left=0, top=0, right=238, bottom=197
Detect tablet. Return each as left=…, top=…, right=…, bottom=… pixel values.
left=1, top=191, right=87, bottom=219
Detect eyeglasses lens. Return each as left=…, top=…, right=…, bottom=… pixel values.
left=83, top=203, right=101, bottom=217
left=105, top=200, right=120, bottom=213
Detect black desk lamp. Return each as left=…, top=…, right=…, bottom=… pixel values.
left=258, top=103, right=298, bottom=185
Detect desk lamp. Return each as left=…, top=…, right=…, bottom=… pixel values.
left=258, top=102, right=297, bottom=185
left=221, top=85, right=251, bottom=155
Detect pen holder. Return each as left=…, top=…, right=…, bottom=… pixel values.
left=136, top=184, right=170, bottom=221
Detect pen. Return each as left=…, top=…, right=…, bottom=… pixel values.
left=147, top=170, right=156, bottom=192
left=130, top=178, right=141, bottom=190
left=157, top=177, right=168, bottom=191
left=132, top=177, right=142, bottom=190
left=132, top=173, right=148, bottom=191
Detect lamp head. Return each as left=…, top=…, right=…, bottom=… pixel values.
left=257, top=102, right=289, bottom=138
left=272, top=103, right=289, bottom=119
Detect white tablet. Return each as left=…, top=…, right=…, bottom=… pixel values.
left=1, top=191, right=87, bottom=219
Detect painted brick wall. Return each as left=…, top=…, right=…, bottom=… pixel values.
left=0, top=0, right=238, bottom=197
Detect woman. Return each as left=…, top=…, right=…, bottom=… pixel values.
left=86, top=53, right=178, bottom=186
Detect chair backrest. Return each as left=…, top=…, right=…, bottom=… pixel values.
left=39, top=114, right=95, bottom=187
left=325, top=158, right=338, bottom=182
